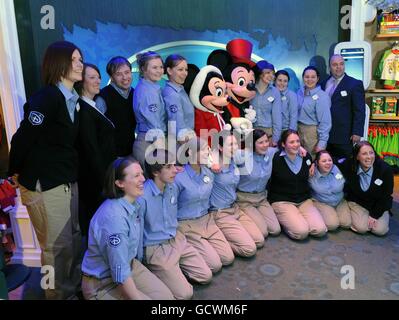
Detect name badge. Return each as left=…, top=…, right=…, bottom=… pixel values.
left=312, top=94, right=319, bottom=100
left=335, top=173, right=343, bottom=180
left=340, top=90, right=347, bottom=97
left=267, top=96, right=274, bottom=103
left=203, top=176, right=211, bottom=184
left=374, top=179, right=383, bottom=186
left=281, top=96, right=287, bottom=101
left=306, top=159, right=312, bottom=166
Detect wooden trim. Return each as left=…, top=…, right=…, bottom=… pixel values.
left=367, top=89, right=399, bottom=93
left=374, top=33, right=399, bottom=39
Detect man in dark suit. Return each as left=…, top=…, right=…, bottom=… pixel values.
left=321, top=54, right=365, bottom=160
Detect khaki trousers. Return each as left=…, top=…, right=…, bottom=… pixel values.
left=81, top=259, right=174, bottom=300
left=144, top=231, right=212, bottom=300
left=237, top=191, right=281, bottom=237
left=298, top=123, right=318, bottom=159
left=211, top=204, right=258, bottom=257
left=347, top=201, right=390, bottom=236
left=19, top=182, right=81, bottom=300
left=312, top=199, right=352, bottom=231
left=178, top=213, right=234, bottom=273
left=271, top=199, right=327, bottom=240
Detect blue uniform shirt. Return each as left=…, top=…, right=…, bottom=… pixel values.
left=162, top=81, right=195, bottom=138
left=210, top=162, right=240, bottom=210
left=279, top=88, right=298, bottom=131
left=309, top=165, right=345, bottom=207
left=357, top=166, right=374, bottom=192
left=133, top=78, right=167, bottom=133
left=138, top=179, right=178, bottom=246
left=280, top=150, right=307, bottom=174
left=94, top=96, right=107, bottom=114
left=252, top=85, right=282, bottom=143
left=81, top=198, right=143, bottom=284
left=237, top=148, right=278, bottom=193
left=297, top=85, right=332, bottom=149
left=175, top=164, right=214, bottom=220
left=57, top=82, right=79, bottom=122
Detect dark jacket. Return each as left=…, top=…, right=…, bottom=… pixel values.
left=100, top=85, right=136, bottom=157
left=8, top=85, right=79, bottom=191
left=321, top=74, right=365, bottom=145
left=77, top=98, right=116, bottom=234
left=268, top=151, right=313, bottom=204
left=339, top=157, right=393, bottom=219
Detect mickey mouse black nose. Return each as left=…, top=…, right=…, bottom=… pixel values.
left=247, top=82, right=256, bottom=91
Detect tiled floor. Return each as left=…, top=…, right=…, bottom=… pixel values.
left=4, top=176, right=399, bottom=300
left=7, top=206, right=399, bottom=300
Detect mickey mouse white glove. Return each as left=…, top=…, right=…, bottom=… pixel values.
left=230, top=117, right=253, bottom=135
left=244, top=105, right=256, bottom=123
left=223, top=123, right=232, bottom=131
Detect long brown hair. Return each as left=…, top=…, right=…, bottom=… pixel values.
left=74, top=63, right=101, bottom=96
left=42, top=41, right=83, bottom=85
left=350, top=141, right=377, bottom=173
left=103, top=157, right=140, bottom=199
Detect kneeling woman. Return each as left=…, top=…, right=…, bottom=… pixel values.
left=339, top=141, right=393, bottom=236
left=175, top=137, right=234, bottom=273
left=141, top=150, right=212, bottom=300
left=209, top=132, right=263, bottom=257
left=236, top=129, right=281, bottom=238
left=309, top=150, right=351, bottom=231
left=81, top=157, right=174, bottom=300
left=268, top=130, right=327, bottom=240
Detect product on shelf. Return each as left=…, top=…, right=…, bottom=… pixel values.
left=384, top=96, right=398, bottom=116
left=378, top=11, right=399, bottom=34
left=372, top=96, right=385, bottom=115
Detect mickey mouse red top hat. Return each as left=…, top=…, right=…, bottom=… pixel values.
left=226, top=39, right=256, bottom=68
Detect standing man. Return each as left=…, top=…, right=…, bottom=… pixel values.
left=96, top=56, right=136, bottom=157
left=321, top=54, right=365, bottom=160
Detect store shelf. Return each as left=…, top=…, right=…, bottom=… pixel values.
left=367, top=89, right=399, bottom=93
left=370, top=115, right=399, bottom=122
left=374, top=33, right=399, bottom=39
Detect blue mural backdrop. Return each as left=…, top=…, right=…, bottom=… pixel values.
left=63, top=24, right=312, bottom=91
left=15, top=0, right=342, bottom=96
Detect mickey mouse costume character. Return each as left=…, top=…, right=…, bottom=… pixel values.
left=207, top=39, right=257, bottom=130
left=184, top=64, right=230, bottom=142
